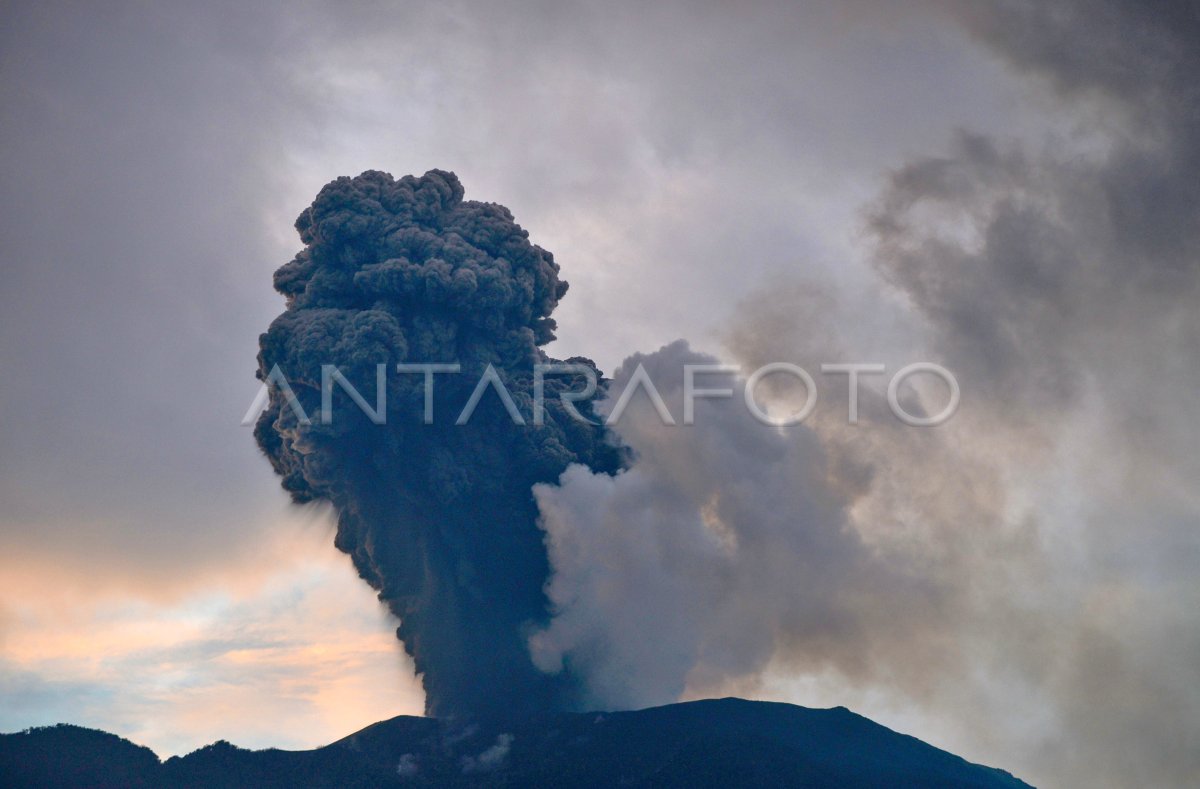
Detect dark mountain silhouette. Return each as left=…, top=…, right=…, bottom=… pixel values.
left=0, top=698, right=1033, bottom=788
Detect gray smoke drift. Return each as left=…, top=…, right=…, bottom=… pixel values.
left=254, top=169, right=622, bottom=718
left=528, top=340, right=940, bottom=711
left=521, top=4, right=1200, bottom=786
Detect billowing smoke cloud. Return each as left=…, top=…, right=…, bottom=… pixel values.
left=250, top=5, right=1199, bottom=783
left=522, top=3, right=1200, bottom=786
left=528, top=341, right=946, bottom=710
left=254, top=169, right=623, bottom=718
left=858, top=3, right=1200, bottom=784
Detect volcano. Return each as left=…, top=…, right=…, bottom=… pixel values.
left=0, top=697, right=1031, bottom=788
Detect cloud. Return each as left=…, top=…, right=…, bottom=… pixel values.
left=531, top=341, right=957, bottom=711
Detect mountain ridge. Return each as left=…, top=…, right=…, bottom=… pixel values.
left=0, top=697, right=1034, bottom=788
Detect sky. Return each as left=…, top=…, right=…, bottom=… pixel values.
left=2, top=1, right=1198, bottom=787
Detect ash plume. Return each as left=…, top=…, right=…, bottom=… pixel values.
left=254, top=169, right=622, bottom=718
